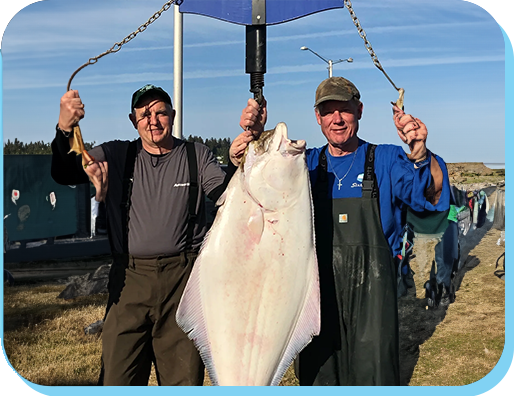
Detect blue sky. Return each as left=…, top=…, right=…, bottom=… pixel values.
left=0, top=0, right=509, bottom=164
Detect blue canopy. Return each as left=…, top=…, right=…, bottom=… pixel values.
left=179, top=0, right=344, bottom=25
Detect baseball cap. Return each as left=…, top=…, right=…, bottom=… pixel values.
left=131, top=84, right=172, bottom=110
left=314, top=77, right=361, bottom=107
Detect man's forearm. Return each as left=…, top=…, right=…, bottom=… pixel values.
left=51, top=127, right=89, bottom=185
left=207, top=161, right=238, bottom=203
left=425, top=155, right=443, bottom=205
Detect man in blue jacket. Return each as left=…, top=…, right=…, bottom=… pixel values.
left=233, top=77, right=450, bottom=386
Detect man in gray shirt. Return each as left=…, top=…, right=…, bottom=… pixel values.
left=51, top=84, right=237, bottom=386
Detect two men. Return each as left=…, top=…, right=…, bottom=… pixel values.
left=52, top=77, right=450, bottom=386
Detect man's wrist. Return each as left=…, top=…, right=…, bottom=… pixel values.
left=56, top=123, right=73, bottom=137
left=408, top=151, right=427, bottom=163
left=408, top=150, right=431, bottom=169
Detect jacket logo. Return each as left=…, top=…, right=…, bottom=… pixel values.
left=339, top=214, right=348, bottom=223
left=174, top=182, right=190, bottom=187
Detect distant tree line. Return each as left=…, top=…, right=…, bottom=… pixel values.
left=4, top=137, right=231, bottom=163
left=4, top=138, right=95, bottom=155
left=187, top=135, right=231, bottom=164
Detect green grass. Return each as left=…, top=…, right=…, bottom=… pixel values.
left=409, top=230, right=505, bottom=386
left=4, top=229, right=504, bottom=386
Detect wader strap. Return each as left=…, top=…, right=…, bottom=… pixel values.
left=121, top=140, right=138, bottom=253
left=99, top=142, right=138, bottom=385
left=119, top=141, right=198, bottom=252
left=314, top=145, right=329, bottom=200
left=318, top=145, right=329, bottom=182
left=317, top=144, right=379, bottom=200
left=362, top=144, right=378, bottom=199
left=185, top=142, right=199, bottom=249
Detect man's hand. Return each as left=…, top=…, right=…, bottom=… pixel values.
left=239, top=97, right=267, bottom=138
left=85, top=160, right=108, bottom=202
left=58, top=90, right=85, bottom=132
left=229, top=98, right=268, bottom=167
left=229, top=130, right=255, bottom=167
left=392, top=104, right=427, bottom=162
left=393, top=105, right=443, bottom=205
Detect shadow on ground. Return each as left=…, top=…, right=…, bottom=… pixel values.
left=3, top=291, right=107, bottom=333
left=398, top=216, right=494, bottom=385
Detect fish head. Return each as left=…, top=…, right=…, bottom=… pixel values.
left=247, top=122, right=306, bottom=161
left=264, top=122, right=306, bottom=157
left=244, top=123, right=308, bottom=211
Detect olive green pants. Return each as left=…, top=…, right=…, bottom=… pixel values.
left=102, top=252, right=204, bottom=386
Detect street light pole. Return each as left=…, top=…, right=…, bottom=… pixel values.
left=300, top=46, right=353, bottom=78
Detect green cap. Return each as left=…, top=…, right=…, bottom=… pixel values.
left=314, top=77, right=361, bottom=107
left=131, top=84, right=172, bottom=110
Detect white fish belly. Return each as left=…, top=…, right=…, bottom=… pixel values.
left=177, top=126, right=320, bottom=386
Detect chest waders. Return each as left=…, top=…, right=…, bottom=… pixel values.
left=98, top=140, right=199, bottom=385
left=297, top=144, right=400, bottom=386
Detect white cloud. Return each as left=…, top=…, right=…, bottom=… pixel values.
left=3, top=52, right=503, bottom=91
left=2, top=0, right=498, bottom=59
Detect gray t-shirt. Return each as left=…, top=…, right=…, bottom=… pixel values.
left=90, top=138, right=225, bottom=257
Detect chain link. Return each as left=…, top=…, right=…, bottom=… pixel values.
left=67, top=0, right=181, bottom=90
left=344, top=0, right=400, bottom=92
left=67, top=0, right=402, bottom=97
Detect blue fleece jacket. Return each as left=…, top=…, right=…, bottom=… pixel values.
left=306, top=139, right=451, bottom=256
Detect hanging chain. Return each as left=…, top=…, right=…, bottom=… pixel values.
left=67, top=0, right=182, bottom=90
left=344, top=0, right=400, bottom=92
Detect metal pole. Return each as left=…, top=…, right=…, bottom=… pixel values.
left=173, top=4, right=183, bottom=139
left=301, top=47, right=352, bottom=78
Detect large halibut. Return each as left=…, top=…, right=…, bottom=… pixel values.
left=176, top=122, right=320, bottom=386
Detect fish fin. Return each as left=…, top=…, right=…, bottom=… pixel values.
left=270, top=254, right=321, bottom=386
left=176, top=261, right=219, bottom=385
left=247, top=208, right=264, bottom=244
left=198, top=227, right=212, bottom=253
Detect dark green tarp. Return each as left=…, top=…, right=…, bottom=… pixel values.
left=4, top=155, right=79, bottom=241
left=406, top=207, right=450, bottom=235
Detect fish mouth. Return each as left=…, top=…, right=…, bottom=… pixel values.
left=251, top=122, right=305, bottom=157
left=280, top=138, right=306, bottom=156
left=275, top=122, right=305, bottom=155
